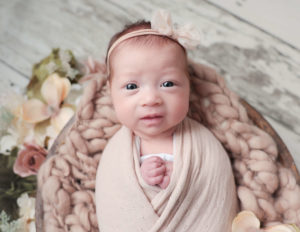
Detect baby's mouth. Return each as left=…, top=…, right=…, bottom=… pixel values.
left=140, top=114, right=163, bottom=124
left=141, top=114, right=162, bottom=120
left=142, top=115, right=161, bottom=119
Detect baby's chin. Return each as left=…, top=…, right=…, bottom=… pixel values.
left=133, top=125, right=178, bottom=140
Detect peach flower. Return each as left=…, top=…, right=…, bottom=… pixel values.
left=13, top=143, right=47, bottom=177
left=21, top=73, right=74, bottom=133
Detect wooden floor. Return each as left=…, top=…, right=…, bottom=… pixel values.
left=0, top=0, right=299, bottom=169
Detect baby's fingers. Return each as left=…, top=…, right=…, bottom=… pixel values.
left=148, top=175, right=164, bottom=186
left=159, top=175, right=170, bottom=189
left=165, top=161, right=173, bottom=175
left=143, top=156, right=164, bottom=169
left=148, top=165, right=166, bottom=177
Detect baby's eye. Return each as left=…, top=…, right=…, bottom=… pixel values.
left=161, top=81, right=174, bottom=87
left=126, top=83, right=138, bottom=90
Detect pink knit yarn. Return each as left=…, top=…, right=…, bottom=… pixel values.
left=37, top=61, right=300, bottom=231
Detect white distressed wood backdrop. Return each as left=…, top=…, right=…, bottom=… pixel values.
left=0, top=0, right=299, bottom=169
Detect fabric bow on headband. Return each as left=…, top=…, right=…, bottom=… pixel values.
left=151, top=9, right=202, bottom=49
left=105, top=9, right=202, bottom=76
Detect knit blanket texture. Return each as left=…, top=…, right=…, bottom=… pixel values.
left=37, top=61, right=300, bottom=231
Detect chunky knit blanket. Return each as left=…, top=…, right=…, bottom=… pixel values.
left=37, top=61, right=300, bottom=231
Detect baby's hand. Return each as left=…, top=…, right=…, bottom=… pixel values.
left=141, top=156, right=166, bottom=187
left=159, top=161, right=173, bottom=189
left=140, top=157, right=173, bottom=189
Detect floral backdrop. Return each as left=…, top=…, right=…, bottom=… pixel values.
left=0, top=48, right=103, bottom=232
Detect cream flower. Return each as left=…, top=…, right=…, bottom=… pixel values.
left=0, top=134, right=17, bottom=155
left=151, top=9, right=201, bottom=49
left=232, top=211, right=260, bottom=232
left=21, top=73, right=74, bottom=133
left=17, top=193, right=35, bottom=219
left=0, top=122, right=34, bottom=155
left=232, top=211, right=300, bottom=232
left=17, top=193, right=36, bottom=232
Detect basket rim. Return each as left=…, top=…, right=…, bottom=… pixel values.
left=241, top=99, right=300, bottom=184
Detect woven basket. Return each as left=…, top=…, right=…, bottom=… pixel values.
left=241, top=99, right=300, bottom=184
left=35, top=62, right=300, bottom=231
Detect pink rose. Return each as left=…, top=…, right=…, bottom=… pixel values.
left=13, top=143, right=47, bottom=177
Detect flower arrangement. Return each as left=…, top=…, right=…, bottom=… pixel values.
left=0, top=48, right=104, bottom=231
left=232, top=211, right=300, bottom=232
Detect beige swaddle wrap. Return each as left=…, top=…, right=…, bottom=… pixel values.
left=96, top=117, right=237, bottom=232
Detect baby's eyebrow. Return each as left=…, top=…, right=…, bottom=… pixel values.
left=119, top=70, right=140, bottom=77
left=161, top=68, right=184, bottom=75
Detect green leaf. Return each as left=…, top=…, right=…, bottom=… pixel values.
left=0, top=210, right=22, bottom=232
left=0, top=106, right=14, bottom=136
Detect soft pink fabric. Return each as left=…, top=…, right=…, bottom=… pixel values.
left=96, top=117, right=237, bottom=232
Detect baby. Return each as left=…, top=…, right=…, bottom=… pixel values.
left=96, top=10, right=237, bottom=232
left=107, top=20, right=190, bottom=189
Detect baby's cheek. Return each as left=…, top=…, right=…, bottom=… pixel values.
left=174, top=98, right=189, bottom=120
left=113, top=105, right=132, bottom=126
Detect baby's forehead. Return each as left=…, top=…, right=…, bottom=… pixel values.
left=108, top=35, right=189, bottom=80
left=113, top=41, right=187, bottom=68
left=113, top=35, right=186, bottom=56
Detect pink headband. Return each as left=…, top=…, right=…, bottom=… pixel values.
left=106, top=10, right=202, bottom=76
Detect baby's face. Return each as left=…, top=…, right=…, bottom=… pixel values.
left=109, top=42, right=190, bottom=140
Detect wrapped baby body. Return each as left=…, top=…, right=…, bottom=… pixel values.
left=95, top=117, right=238, bottom=232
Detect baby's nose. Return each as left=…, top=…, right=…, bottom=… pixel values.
left=141, top=89, right=162, bottom=106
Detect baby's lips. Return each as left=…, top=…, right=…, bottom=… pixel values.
left=141, top=114, right=163, bottom=120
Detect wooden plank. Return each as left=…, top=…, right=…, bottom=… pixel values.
left=0, top=61, right=28, bottom=90
left=207, top=0, right=300, bottom=50
left=265, top=116, right=300, bottom=169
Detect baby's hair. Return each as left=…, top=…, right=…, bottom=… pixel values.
left=106, top=20, right=187, bottom=78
